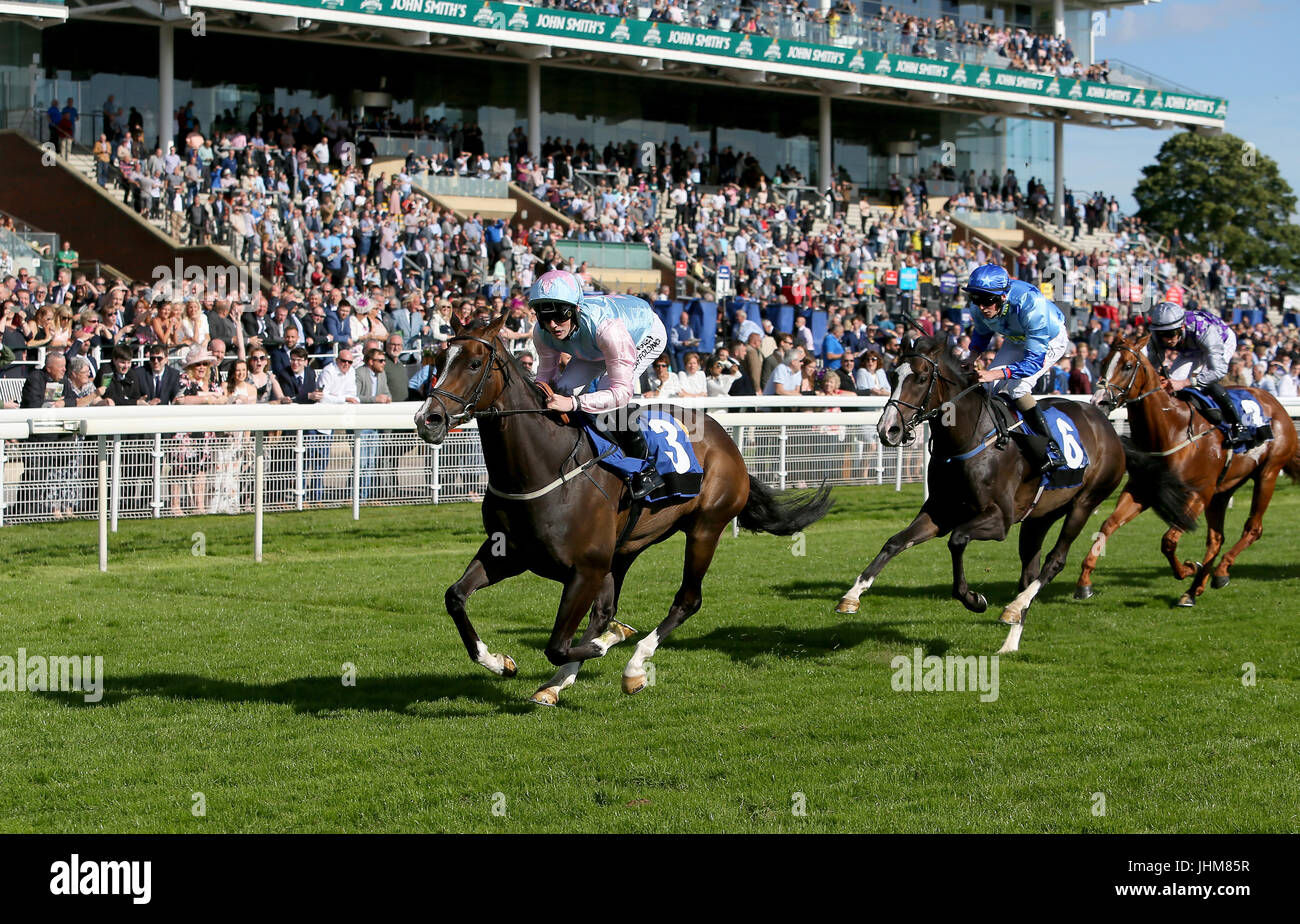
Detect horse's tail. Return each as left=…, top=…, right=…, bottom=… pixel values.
left=738, top=476, right=833, bottom=536
left=1120, top=438, right=1198, bottom=532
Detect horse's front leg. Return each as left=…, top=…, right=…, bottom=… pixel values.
left=527, top=565, right=610, bottom=706
left=949, top=508, right=1009, bottom=614
left=1075, top=489, right=1146, bottom=600
left=445, top=538, right=527, bottom=677
left=836, top=506, right=947, bottom=614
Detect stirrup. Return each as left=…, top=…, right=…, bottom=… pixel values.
left=629, top=469, right=664, bottom=501
left=1040, top=443, right=1067, bottom=473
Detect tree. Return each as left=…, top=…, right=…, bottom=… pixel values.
left=1133, top=131, right=1300, bottom=282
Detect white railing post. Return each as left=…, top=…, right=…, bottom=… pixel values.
left=895, top=443, right=903, bottom=492
left=778, top=426, right=788, bottom=491
left=151, top=433, right=163, bottom=518
left=432, top=444, right=440, bottom=504
left=352, top=431, right=362, bottom=520
left=253, top=431, right=264, bottom=562
left=0, top=438, right=6, bottom=527
left=110, top=435, right=122, bottom=532
left=97, top=436, right=108, bottom=572
left=876, top=440, right=883, bottom=485
left=294, top=430, right=305, bottom=510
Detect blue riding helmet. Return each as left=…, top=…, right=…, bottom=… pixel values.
left=965, top=264, right=1013, bottom=318
left=528, top=270, right=584, bottom=320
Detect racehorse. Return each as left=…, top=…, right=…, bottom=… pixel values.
left=833, top=335, right=1126, bottom=653
left=414, top=314, right=833, bottom=706
left=1078, top=332, right=1300, bottom=606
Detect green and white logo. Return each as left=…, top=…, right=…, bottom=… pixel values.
left=508, top=7, right=529, bottom=29
left=611, top=17, right=630, bottom=42
left=1150, top=91, right=1163, bottom=110
left=644, top=22, right=662, bottom=46
left=1068, top=81, right=1083, bottom=100
left=875, top=54, right=891, bottom=74
left=472, top=2, right=496, bottom=26
left=735, top=34, right=753, bottom=57
left=1046, top=78, right=1061, bottom=97
left=848, top=50, right=865, bottom=72
left=950, top=64, right=967, bottom=85
left=763, top=40, right=782, bottom=62
left=975, top=67, right=991, bottom=87
left=1132, top=90, right=1146, bottom=109
left=1214, top=100, right=1227, bottom=118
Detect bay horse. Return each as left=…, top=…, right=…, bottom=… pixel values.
left=834, top=336, right=1126, bottom=653
left=1078, top=332, right=1300, bottom=606
left=414, top=314, right=832, bottom=706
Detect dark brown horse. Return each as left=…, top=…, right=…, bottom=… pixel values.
left=1079, top=332, right=1300, bottom=606
left=834, top=336, right=1126, bottom=653
left=414, top=314, right=832, bottom=705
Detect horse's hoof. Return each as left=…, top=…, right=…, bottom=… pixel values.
left=1074, top=584, right=1094, bottom=601
left=607, top=620, right=638, bottom=642
left=1175, top=593, right=1196, bottom=608
left=530, top=687, right=559, bottom=706
left=998, top=607, right=1022, bottom=626
left=1211, top=574, right=1230, bottom=590
left=622, top=673, right=648, bottom=695
left=834, top=597, right=860, bottom=615
left=965, top=593, right=988, bottom=614
left=501, top=655, right=518, bottom=678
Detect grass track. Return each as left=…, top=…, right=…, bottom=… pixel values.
left=1, top=484, right=1298, bottom=832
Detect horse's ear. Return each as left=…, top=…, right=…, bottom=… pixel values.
left=1135, top=331, right=1150, bottom=349
left=485, top=310, right=508, bottom=339
left=450, top=313, right=463, bottom=335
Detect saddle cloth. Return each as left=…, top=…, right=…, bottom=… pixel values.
left=1177, top=387, right=1273, bottom=454
left=581, top=407, right=704, bottom=502
left=994, top=396, right=1090, bottom=490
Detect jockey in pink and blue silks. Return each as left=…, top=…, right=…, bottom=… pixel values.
left=530, top=269, right=670, bottom=498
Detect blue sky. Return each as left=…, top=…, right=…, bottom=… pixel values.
left=1062, top=0, right=1300, bottom=215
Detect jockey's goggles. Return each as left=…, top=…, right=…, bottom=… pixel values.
left=969, top=291, right=1003, bottom=308
left=533, top=300, right=577, bottom=321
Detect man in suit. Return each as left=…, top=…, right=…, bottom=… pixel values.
left=268, top=325, right=300, bottom=379
left=277, top=346, right=325, bottom=505
left=101, top=345, right=146, bottom=405
left=241, top=297, right=272, bottom=346
left=135, top=345, right=182, bottom=405
left=355, top=347, right=391, bottom=500
left=20, top=351, right=68, bottom=515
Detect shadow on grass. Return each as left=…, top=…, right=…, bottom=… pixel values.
left=670, top=620, right=950, bottom=665
left=35, top=672, right=535, bottom=716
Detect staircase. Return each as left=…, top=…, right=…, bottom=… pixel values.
left=1018, top=214, right=1116, bottom=254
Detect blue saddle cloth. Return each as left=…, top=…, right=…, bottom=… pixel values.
left=1180, top=387, right=1273, bottom=454
left=997, top=397, right=1090, bottom=489
left=580, top=408, right=704, bottom=502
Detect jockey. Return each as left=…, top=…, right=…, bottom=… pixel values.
left=966, top=263, right=1071, bottom=472
left=1146, top=300, right=1243, bottom=438
left=530, top=269, right=670, bottom=499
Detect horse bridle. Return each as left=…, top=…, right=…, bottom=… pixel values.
left=427, top=333, right=512, bottom=429
left=886, top=351, right=985, bottom=442
left=1095, top=343, right=1164, bottom=409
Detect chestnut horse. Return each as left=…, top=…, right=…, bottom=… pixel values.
left=1079, top=332, right=1300, bottom=606
left=414, top=314, right=832, bottom=706
left=834, top=336, right=1126, bottom=654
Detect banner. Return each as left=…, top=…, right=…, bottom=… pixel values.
left=218, top=0, right=1228, bottom=121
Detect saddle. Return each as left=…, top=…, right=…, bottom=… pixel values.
left=1174, top=388, right=1222, bottom=426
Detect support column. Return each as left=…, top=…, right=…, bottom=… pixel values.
left=1053, top=119, right=1064, bottom=229
left=158, top=24, right=175, bottom=151
left=527, top=60, right=541, bottom=162
left=1053, top=0, right=1066, bottom=38
left=818, top=93, right=832, bottom=191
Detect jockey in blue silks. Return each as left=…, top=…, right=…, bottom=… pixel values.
left=1145, top=300, right=1244, bottom=438
left=530, top=269, right=670, bottom=499
left=966, top=263, right=1071, bottom=472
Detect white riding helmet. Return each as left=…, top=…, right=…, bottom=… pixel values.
left=1148, top=300, right=1186, bottom=332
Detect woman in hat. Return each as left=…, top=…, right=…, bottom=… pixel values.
left=169, top=346, right=224, bottom=516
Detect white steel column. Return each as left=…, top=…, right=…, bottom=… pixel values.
left=158, top=24, right=175, bottom=150
left=819, top=94, right=832, bottom=190
left=1053, top=0, right=1066, bottom=38
left=528, top=60, right=541, bottom=162
left=1054, top=119, right=1065, bottom=229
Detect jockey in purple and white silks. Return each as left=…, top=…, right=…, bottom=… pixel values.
left=530, top=269, right=669, bottom=498
left=966, top=263, right=1071, bottom=472
left=1146, top=300, right=1243, bottom=436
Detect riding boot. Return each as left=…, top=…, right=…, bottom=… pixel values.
left=1022, top=402, right=1067, bottom=472
left=1203, top=381, right=1245, bottom=441
left=610, top=419, right=664, bottom=501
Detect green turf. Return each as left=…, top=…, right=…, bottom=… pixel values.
left=1, top=483, right=1297, bottom=833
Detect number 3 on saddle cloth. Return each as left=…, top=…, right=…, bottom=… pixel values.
left=993, top=396, right=1090, bottom=490
left=580, top=407, right=704, bottom=502
left=1176, top=387, right=1274, bottom=454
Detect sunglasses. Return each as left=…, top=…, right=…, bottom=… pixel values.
left=337, top=358, right=353, bottom=365
left=970, top=292, right=1001, bottom=308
